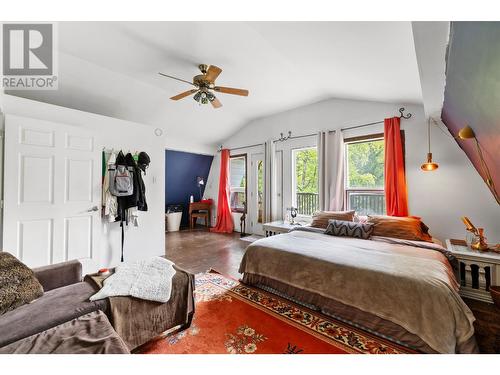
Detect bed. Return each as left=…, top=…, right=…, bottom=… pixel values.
left=238, top=227, right=478, bottom=353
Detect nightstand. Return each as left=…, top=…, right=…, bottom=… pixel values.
left=446, top=239, right=500, bottom=304
left=262, top=221, right=303, bottom=237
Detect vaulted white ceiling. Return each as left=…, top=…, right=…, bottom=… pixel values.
left=9, top=21, right=423, bottom=148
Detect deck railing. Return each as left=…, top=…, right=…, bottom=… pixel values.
left=296, top=191, right=385, bottom=216
left=296, top=192, right=319, bottom=216
left=347, top=191, right=385, bottom=215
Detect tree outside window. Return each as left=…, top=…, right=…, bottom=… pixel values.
left=292, top=147, right=319, bottom=216
left=345, top=137, right=386, bottom=215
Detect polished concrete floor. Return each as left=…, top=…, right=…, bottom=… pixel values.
left=165, top=227, right=500, bottom=353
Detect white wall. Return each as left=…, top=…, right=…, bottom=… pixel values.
left=0, top=94, right=169, bottom=269
left=210, top=98, right=499, bottom=242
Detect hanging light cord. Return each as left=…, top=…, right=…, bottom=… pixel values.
left=427, top=118, right=431, bottom=153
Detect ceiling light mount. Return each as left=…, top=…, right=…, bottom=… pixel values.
left=198, top=64, right=209, bottom=75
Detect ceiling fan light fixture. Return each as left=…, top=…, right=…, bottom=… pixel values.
left=161, top=64, right=248, bottom=109
left=207, top=92, right=215, bottom=102
left=193, top=91, right=202, bottom=103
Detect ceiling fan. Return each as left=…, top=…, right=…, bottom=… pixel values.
left=159, top=64, right=249, bottom=109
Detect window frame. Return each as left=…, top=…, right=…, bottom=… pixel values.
left=344, top=133, right=385, bottom=214
left=291, top=146, right=319, bottom=217
left=229, top=153, right=248, bottom=214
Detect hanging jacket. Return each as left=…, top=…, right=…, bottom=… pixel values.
left=102, top=151, right=118, bottom=222
left=124, top=152, right=147, bottom=212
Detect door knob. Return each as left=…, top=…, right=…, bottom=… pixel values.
left=87, top=206, right=99, bottom=212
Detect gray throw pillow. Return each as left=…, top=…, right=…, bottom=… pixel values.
left=325, top=219, right=374, bottom=240
left=0, top=252, right=44, bottom=315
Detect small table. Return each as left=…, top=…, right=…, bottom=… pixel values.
left=263, top=221, right=303, bottom=237
left=188, top=202, right=212, bottom=230
left=445, top=239, right=500, bottom=303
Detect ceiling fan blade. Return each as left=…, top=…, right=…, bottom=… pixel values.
left=214, top=86, right=249, bottom=96
left=170, top=89, right=198, bottom=100
left=159, top=72, right=197, bottom=87
left=211, top=97, right=222, bottom=109
left=205, top=65, right=222, bottom=82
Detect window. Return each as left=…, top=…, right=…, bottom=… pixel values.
left=230, top=154, right=247, bottom=213
left=292, top=147, right=319, bottom=216
left=344, top=134, right=385, bottom=215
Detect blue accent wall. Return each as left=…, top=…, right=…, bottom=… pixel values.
left=165, top=150, right=214, bottom=227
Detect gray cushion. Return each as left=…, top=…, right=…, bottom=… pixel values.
left=325, top=219, right=374, bottom=239
left=0, top=281, right=108, bottom=347
left=0, top=311, right=129, bottom=354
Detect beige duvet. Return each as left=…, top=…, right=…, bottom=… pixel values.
left=239, top=230, right=476, bottom=354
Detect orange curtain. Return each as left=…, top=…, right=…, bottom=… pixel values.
left=210, top=149, right=234, bottom=233
left=384, top=117, right=409, bottom=217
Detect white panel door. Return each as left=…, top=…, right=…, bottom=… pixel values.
left=3, top=115, right=102, bottom=268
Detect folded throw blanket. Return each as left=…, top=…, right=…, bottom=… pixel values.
left=90, top=257, right=175, bottom=303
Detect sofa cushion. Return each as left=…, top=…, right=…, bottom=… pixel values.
left=0, top=252, right=44, bottom=316
left=0, top=281, right=108, bottom=347
left=0, top=310, right=129, bottom=354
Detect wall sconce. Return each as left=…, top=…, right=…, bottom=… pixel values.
left=421, top=118, right=439, bottom=171
left=458, top=125, right=499, bottom=204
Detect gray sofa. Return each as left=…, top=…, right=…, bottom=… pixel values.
left=0, top=260, right=127, bottom=353
left=0, top=259, right=195, bottom=354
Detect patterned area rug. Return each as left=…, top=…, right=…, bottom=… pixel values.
left=140, top=272, right=414, bottom=354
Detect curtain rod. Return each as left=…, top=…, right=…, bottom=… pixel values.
left=227, top=143, right=264, bottom=152
left=219, top=107, right=412, bottom=152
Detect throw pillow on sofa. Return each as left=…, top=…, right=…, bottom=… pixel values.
left=0, top=252, right=43, bottom=315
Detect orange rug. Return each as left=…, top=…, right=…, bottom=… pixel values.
left=140, top=272, right=414, bottom=354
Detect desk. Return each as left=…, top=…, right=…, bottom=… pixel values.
left=189, top=202, right=212, bottom=229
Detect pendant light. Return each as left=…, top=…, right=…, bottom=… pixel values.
left=421, top=118, right=439, bottom=171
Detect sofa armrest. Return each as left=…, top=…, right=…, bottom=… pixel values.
left=33, top=260, right=82, bottom=292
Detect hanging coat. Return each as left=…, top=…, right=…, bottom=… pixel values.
left=102, top=151, right=118, bottom=222
left=124, top=152, right=147, bottom=212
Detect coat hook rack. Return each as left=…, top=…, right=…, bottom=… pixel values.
left=276, top=131, right=292, bottom=142
left=399, top=107, right=412, bottom=119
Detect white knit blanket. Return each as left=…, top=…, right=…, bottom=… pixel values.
left=90, top=257, right=176, bottom=303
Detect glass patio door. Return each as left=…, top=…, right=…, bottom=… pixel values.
left=249, top=153, right=265, bottom=235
